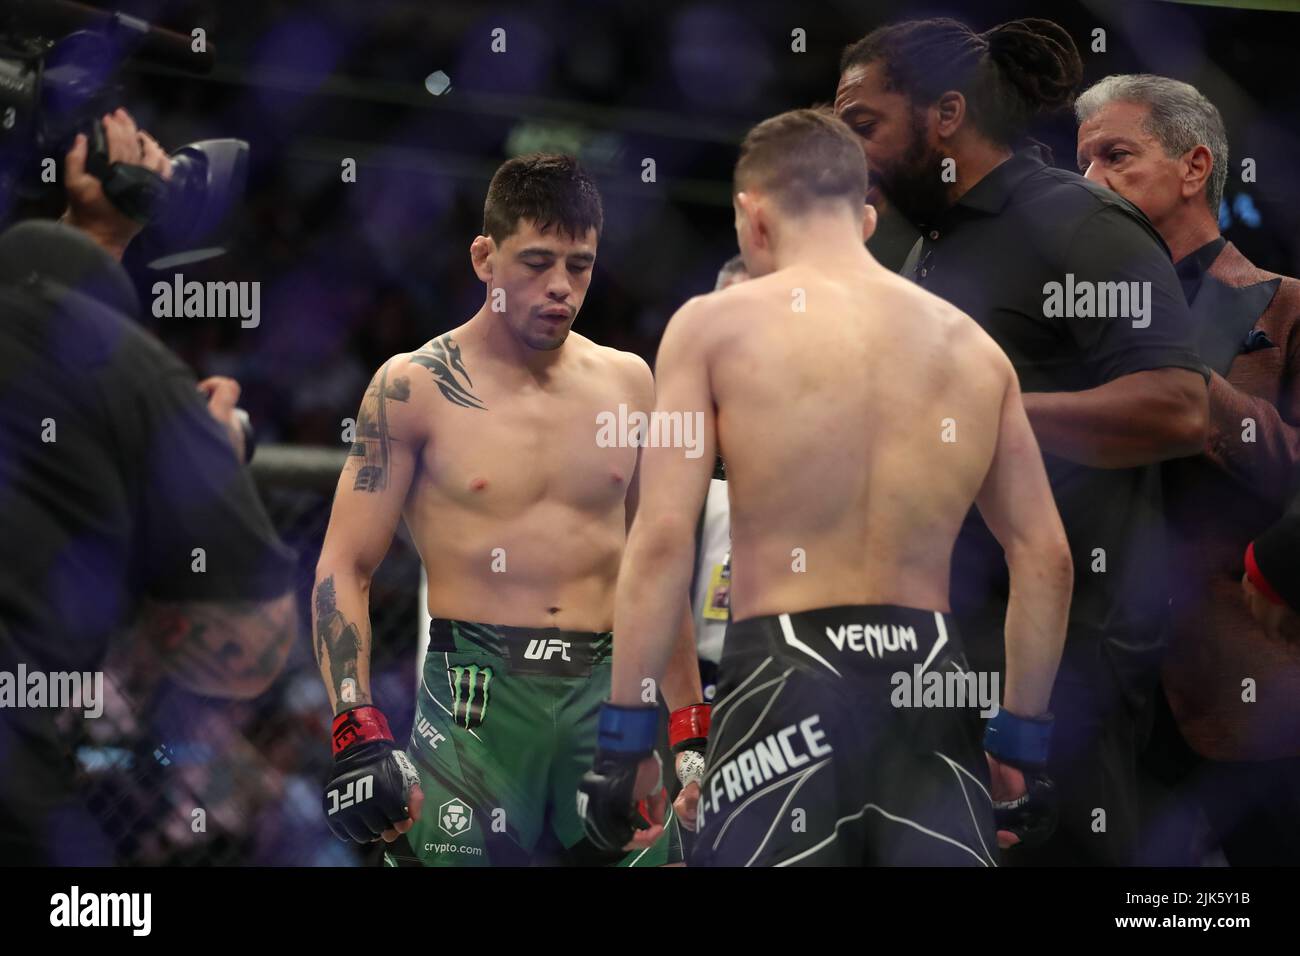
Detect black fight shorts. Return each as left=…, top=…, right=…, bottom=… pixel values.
left=691, top=604, right=998, bottom=867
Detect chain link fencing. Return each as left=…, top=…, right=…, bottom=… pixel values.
left=69, top=445, right=422, bottom=865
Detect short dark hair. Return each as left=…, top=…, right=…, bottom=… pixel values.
left=840, top=17, right=1082, bottom=148
left=482, top=153, right=604, bottom=244
left=734, top=108, right=869, bottom=214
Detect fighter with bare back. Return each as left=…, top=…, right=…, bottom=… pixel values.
left=578, top=110, right=1073, bottom=866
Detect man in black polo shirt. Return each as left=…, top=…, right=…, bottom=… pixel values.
left=836, top=18, right=1209, bottom=865
left=0, top=113, right=297, bottom=864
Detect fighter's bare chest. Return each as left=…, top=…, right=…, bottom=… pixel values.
left=420, top=387, right=638, bottom=507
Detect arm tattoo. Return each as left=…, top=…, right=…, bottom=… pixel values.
left=141, top=594, right=295, bottom=696
left=313, top=574, right=371, bottom=712
left=410, top=334, right=487, bottom=410
left=350, top=361, right=411, bottom=493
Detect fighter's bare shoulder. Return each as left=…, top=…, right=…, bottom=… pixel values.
left=360, top=329, right=488, bottom=438
left=658, top=289, right=734, bottom=353
left=566, top=330, right=654, bottom=405
left=936, top=300, right=1016, bottom=382
left=391, top=333, right=468, bottom=404
left=704, top=270, right=786, bottom=317
left=883, top=272, right=1015, bottom=381
left=342, top=350, right=429, bottom=459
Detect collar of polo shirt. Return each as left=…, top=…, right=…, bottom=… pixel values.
left=954, top=145, right=1052, bottom=216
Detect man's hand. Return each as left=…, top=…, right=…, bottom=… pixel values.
left=985, top=755, right=1028, bottom=848
left=323, top=706, right=423, bottom=844
left=668, top=702, right=709, bottom=832
left=985, top=754, right=1057, bottom=849
left=632, top=756, right=668, bottom=848
left=673, top=776, right=702, bottom=833
left=1243, top=573, right=1300, bottom=645
left=983, top=709, right=1058, bottom=850
left=197, top=376, right=247, bottom=462
left=577, top=703, right=666, bottom=852
left=579, top=752, right=666, bottom=852
left=62, top=108, right=172, bottom=260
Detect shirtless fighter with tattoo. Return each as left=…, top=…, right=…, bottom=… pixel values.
left=312, top=153, right=699, bottom=866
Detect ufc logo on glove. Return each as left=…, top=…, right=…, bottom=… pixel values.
left=326, top=774, right=375, bottom=815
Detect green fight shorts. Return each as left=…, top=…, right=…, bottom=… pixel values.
left=383, top=619, right=681, bottom=867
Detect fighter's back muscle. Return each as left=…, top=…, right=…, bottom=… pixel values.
left=699, top=265, right=1007, bottom=612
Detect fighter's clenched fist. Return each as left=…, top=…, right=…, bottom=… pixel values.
left=323, top=705, right=423, bottom=844
left=578, top=704, right=666, bottom=852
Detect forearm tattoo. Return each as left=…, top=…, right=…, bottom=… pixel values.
left=313, top=575, right=371, bottom=712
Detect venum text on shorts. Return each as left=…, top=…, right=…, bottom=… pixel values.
left=49, top=886, right=151, bottom=936
left=595, top=403, right=705, bottom=459
left=826, top=622, right=918, bottom=659
left=890, top=663, right=1000, bottom=718
left=0, top=664, right=102, bottom=718
left=1042, top=273, right=1151, bottom=328
left=152, top=273, right=261, bottom=328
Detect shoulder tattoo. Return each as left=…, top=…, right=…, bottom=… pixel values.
left=410, top=334, right=487, bottom=410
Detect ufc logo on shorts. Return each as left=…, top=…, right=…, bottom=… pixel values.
left=416, top=715, right=446, bottom=749
left=326, top=775, right=374, bottom=815
left=524, top=638, right=571, bottom=662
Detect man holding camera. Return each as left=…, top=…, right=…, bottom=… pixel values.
left=0, top=109, right=297, bottom=864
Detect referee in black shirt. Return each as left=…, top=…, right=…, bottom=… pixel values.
left=835, top=18, right=1209, bottom=866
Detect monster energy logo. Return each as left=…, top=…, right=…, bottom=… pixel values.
left=448, top=664, right=493, bottom=729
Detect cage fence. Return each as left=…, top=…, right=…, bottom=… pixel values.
left=69, top=445, right=422, bottom=866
